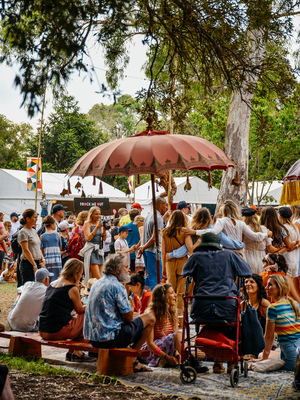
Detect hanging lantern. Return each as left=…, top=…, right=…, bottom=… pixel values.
left=99, top=181, right=103, bottom=194
left=184, top=173, right=191, bottom=191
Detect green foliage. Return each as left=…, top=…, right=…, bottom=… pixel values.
left=27, top=93, right=107, bottom=173
left=0, top=114, right=33, bottom=170
left=87, top=94, right=146, bottom=139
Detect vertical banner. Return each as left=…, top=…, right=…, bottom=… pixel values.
left=127, top=175, right=134, bottom=195
left=27, top=157, right=42, bottom=191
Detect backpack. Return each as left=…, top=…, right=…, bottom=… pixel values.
left=66, top=227, right=85, bottom=260
left=37, top=222, right=46, bottom=237
left=11, top=228, right=23, bottom=255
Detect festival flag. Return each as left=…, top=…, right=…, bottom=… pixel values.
left=127, top=175, right=134, bottom=194
left=27, top=157, right=42, bottom=191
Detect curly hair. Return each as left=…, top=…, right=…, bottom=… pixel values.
left=191, top=207, right=212, bottom=230
left=146, top=284, right=177, bottom=329
left=244, top=274, right=268, bottom=303
left=102, top=253, right=126, bottom=276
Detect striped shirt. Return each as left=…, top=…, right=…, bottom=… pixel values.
left=154, top=313, right=174, bottom=340
left=267, top=300, right=300, bottom=344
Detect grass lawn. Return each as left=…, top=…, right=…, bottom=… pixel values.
left=0, top=282, right=17, bottom=329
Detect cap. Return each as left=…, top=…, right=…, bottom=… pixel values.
left=131, top=203, right=144, bottom=210
left=118, top=226, right=133, bottom=233
left=10, top=212, right=20, bottom=218
left=58, top=221, right=73, bottom=231
left=242, top=207, right=257, bottom=217
left=194, top=232, right=222, bottom=251
left=176, top=201, right=191, bottom=210
left=35, top=268, right=54, bottom=282
left=279, top=206, right=293, bottom=219
left=52, top=204, right=68, bottom=214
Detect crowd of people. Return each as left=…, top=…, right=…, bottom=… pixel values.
left=1, top=199, right=300, bottom=390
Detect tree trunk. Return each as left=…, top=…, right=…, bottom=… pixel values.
left=216, top=30, right=266, bottom=210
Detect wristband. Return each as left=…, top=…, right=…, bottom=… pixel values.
left=197, top=238, right=201, bottom=242
left=154, top=346, right=161, bottom=356
left=263, top=350, right=270, bottom=354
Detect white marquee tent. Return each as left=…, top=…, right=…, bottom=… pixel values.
left=0, top=169, right=128, bottom=221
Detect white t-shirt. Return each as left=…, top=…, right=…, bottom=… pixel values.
left=114, top=238, right=130, bottom=266
left=9, top=221, right=21, bottom=236
left=7, top=281, right=47, bottom=331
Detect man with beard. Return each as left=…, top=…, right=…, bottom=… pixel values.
left=83, top=254, right=155, bottom=365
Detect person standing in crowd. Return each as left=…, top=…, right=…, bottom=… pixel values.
left=117, top=208, right=128, bottom=225
left=161, top=210, right=194, bottom=316
left=176, top=201, right=192, bottom=226
left=109, top=218, right=120, bottom=254
left=9, top=212, right=20, bottom=236
left=0, top=212, right=8, bottom=270
left=40, top=216, right=62, bottom=282
left=114, top=226, right=136, bottom=268
left=133, top=215, right=145, bottom=272
left=138, top=197, right=170, bottom=290
left=39, top=258, right=92, bottom=362
left=18, top=209, right=45, bottom=285
left=103, top=220, right=112, bottom=259
left=124, top=209, right=141, bottom=273
left=278, top=206, right=300, bottom=285
left=81, top=206, right=106, bottom=282
left=120, top=203, right=143, bottom=226
left=7, top=268, right=53, bottom=332
left=58, top=220, right=71, bottom=267
left=52, top=204, right=68, bottom=228
left=242, top=207, right=278, bottom=274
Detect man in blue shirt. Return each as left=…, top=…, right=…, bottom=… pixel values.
left=124, top=209, right=141, bottom=273
left=83, top=253, right=154, bottom=351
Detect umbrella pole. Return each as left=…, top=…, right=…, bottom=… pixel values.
left=151, top=174, right=160, bottom=284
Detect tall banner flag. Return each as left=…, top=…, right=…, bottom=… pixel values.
left=127, top=175, right=134, bottom=194
left=27, top=158, right=42, bottom=191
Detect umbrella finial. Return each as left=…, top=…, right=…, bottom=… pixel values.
left=146, top=113, right=153, bottom=130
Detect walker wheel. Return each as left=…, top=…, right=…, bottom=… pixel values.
left=180, top=366, right=197, bottom=384
left=230, top=368, right=239, bottom=387
left=243, top=361, right=248, bottom=378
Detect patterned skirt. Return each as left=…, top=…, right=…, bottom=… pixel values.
left=140, top=332, right=176, bottom=367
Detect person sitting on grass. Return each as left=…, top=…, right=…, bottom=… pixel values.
left=83, top=253, right=155, bottom=372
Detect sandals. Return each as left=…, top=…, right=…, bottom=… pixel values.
left=133, top=361, right=152, bottom=373
left=213, top=362, right=225, bottom=374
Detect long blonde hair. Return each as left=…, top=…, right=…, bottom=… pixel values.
left=269, top=275, right=300, bottom=320
left=243, top=214, right=262, bottom=233
left=220, top=200, right=242, bottom=220
left=146, top=284, right=177, bottom=329
left=76, top=211, right=88, bottom=226
left=88, top=206, right=100, bottom=223
left=292, top=205, right=300, bottom=220
left=61, top=259, right=84, bottom=280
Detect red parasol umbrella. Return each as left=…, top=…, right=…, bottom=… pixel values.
left=68, top=123, right=235, bottom=284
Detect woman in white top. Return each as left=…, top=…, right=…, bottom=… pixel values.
left=278, top=207, right=300, bottom=281
left=183, top=200, right=272, bottom=254
left=242, top=207, right=278, bottom=274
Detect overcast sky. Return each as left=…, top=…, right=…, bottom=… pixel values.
left=0, top=39, right=149, bottom=129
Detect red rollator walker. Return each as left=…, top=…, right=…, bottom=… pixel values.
left=179, top=277, right=248, bottom=387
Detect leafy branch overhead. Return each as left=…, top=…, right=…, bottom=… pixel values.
left=1, top=0, right=300, bottom=116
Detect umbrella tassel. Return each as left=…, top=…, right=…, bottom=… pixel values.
left=99, top=181, right=103, bottom=194
left=232, top=170, right=240, bottom=186
left=93, top=176, right=96, bottom=186
left=137, top=175, right=140, bottom=185
left=208, top=171, right=212, bottom=189
left=184, top=173, right=191, bottom=191
left=67, top=179, right=71, bottom=194
left=81, top=189, right=86, bottom=198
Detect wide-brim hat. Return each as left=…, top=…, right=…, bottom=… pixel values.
left=195, top=232, right=222, bottom=251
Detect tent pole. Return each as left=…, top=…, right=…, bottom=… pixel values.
left=151, top=174, right=160, bottom=284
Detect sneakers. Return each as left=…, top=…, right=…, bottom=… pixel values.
left=65, top=352, right=95, bottom=362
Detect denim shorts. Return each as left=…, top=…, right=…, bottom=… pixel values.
left=91, top=317, right=144, bottom=348
left=280, top=336, right=300, bottom=371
